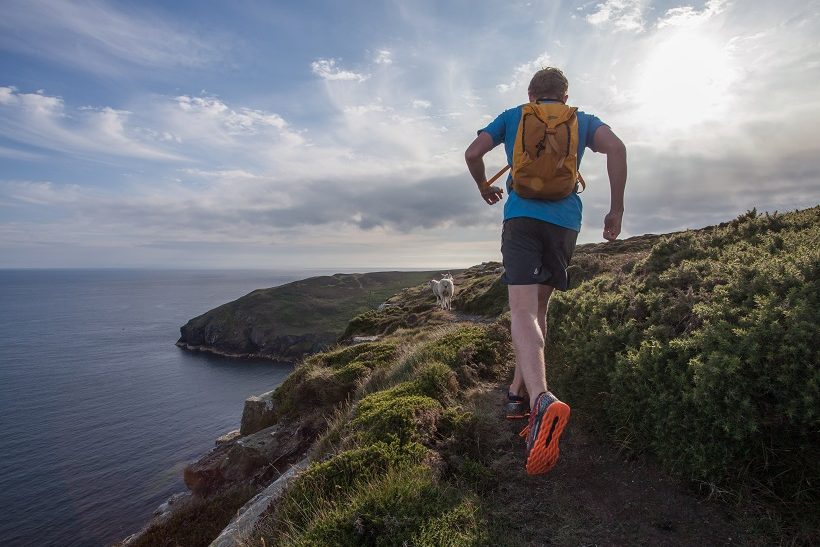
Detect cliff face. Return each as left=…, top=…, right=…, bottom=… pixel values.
left=176, top=270, right=444, bottom=361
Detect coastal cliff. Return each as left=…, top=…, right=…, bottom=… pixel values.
left=176, top=271, right=443, bottom=361
left=126, top=207, right=819, bottom=546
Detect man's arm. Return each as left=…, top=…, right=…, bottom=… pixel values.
left=592, top=125, right=627, bottom=241
left=465, top=132, right=503, bottom=205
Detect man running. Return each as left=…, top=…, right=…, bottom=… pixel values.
left=464, top=67, right=627, bottom=475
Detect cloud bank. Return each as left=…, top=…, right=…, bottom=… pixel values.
left=0, top=0, right=818, bottom=268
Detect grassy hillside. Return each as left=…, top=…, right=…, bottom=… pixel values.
left=139, top=206, right=818, bottom=546
left=254, top=207, right=817, bottom=544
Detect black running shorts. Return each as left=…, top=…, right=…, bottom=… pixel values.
left=500, top=217, right=578, bottom=290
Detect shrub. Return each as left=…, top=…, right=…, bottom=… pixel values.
left=549, top=208, right=820, bottom=509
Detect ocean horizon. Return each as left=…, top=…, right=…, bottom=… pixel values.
left=0, top=268, right=394, bottom=546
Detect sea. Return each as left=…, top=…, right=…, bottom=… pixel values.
left=0, top=269, right=344, bottom=546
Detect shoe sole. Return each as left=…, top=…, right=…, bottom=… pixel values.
left=525, top=401, right=570, bottom=475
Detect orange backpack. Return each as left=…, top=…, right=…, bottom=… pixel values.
left=486, top=102, right=586, bottom=200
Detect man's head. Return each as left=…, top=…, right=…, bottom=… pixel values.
left=528, top=67, right=569, bottom=103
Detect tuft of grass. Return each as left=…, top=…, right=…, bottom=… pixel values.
left=270, top=441, right=430, bottom=542
left=349, top=393, right=443, bottom=446
left=270, top=341, right=400, bottom=420
left=418, top=323, right=511, bottom=387
left=278, top=465, right=488, bottom=546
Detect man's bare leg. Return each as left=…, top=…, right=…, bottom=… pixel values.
left=509, top=285, right=549, bottom=406
left=510, top=284, right=553, bottom=398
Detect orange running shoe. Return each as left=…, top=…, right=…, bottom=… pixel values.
left=522, top=391, right=570, bottom=475
left=504, top=392, right=530, bottom=420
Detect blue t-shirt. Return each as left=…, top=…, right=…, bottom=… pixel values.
left=479, top=103, right=606, bottom=232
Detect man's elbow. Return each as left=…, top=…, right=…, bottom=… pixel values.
left=465, top=147, right=482, bottom=163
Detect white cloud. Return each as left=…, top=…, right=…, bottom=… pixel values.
left=0, top=86, right=17, bottom=105
left=3, top=0, right=819, bottom=269
left=0, top=0, right=224, bottom=75
left=374, top=50, right=393, bottom=64
left=0, top=145, right=43, bottom=161
left=0, top=87, right=183, bottom=161
left=175, top=95, right=292, bottom=135
left=657, top=0, right=730, bottom=29
left=311, top=58, right=370, bottom=82
left=586, top=0, right=647, bottom=32
left=343, top=104, right=390, bottom=115
left=497, top=52, right=552, bottom=94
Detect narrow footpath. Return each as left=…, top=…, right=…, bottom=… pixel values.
left=471, top=385, right=753, bottom=546
left=444, top=308, right=753, bottom=546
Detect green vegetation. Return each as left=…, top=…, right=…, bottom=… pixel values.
left=341, top=263, right=508, bottom=337
left=254, top=323, right=512, bottom=546
left=549, top=208, right=819, bottom=519
left=269, top=340, right=400, bottom=423
left=178, top=271, right=442, bottom=358
left=279, top=465, right=487, bottom=546
left=151, top=207, right=818, bottom=545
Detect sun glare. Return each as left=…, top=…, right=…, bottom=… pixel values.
left=634, top=32, right=736, bottom=131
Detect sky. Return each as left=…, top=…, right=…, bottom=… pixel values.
left=1, top=0, right=818, bottom=269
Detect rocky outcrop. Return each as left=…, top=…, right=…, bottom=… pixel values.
left=183, top=420, right=313, bottom=496
left=208, top=458, right=310, bottom=547
left=215, top=430, right=241, bottom=446
left=239, top=390, right=277, bottom=435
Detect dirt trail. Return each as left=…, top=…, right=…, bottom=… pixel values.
left=471, top=386, right=753, bottom=547
left=414, top=310, right=755, bottom=545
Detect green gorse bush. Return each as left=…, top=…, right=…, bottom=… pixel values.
left=549, top=208, right=820, bottom=507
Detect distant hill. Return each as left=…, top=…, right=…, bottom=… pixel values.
left=176, top=270, right=450, bottom=361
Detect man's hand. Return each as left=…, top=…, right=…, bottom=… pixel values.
left=592, top=125, right=627, bottom=243
left=480, top=184, right=504, bottom=205
left=603, top=210, right=622, bottom=241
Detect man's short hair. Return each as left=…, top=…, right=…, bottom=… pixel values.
left=528, top=67, right=569, bottom=100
